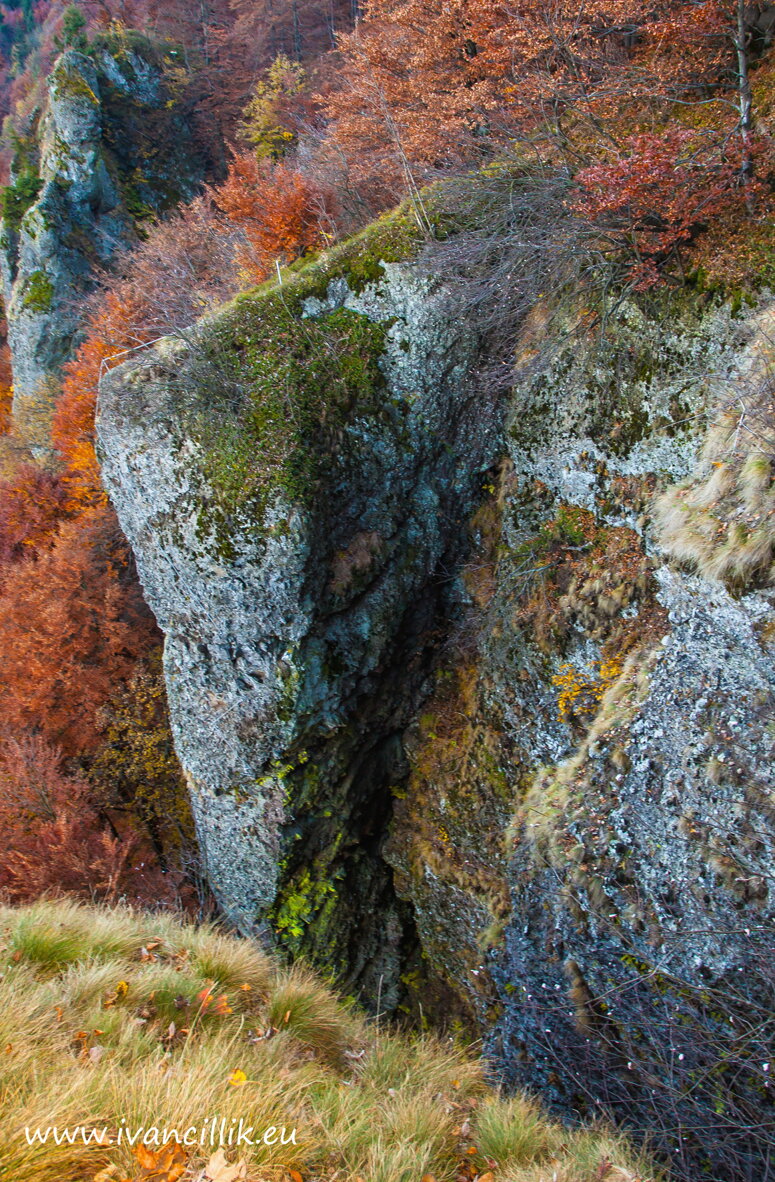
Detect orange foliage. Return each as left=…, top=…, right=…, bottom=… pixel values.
left=0, top=730, right=134, bottom=904
left=53, top=288, right=150, bottom=510
left=0, top=505, right=158, bottom=757
left=324, top=0, right=641, bottom=187
left=0, top=385, right=11, bottom=436
left=212, top=153, right=332, bottom=281
left=324, top=0, right=758, bottom=201
left=0, top=462, right=69, bottom=566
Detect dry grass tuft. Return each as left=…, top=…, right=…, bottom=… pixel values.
left=655, top=365, right=775, bottom=589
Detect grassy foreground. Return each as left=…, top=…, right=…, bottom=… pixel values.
left=0, top=900, right=656, bottom=1182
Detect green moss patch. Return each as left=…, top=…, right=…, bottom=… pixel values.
left=21, top=269, right=55, bottom=313
left=51, top=61, right=99, bottom=105
left=175, top=213, right=427, bottom=552
left=1, top=169, right=42, bottom=235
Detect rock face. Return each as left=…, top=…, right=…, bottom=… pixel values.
left=97, top=225, right=501, bottom=1006
left=98, top=204, right=775, bottom=1177
left=474, top=301, right=775, bottom=1179
left=0, top=34, right=207, bottom=451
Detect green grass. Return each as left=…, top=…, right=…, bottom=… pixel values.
left=0, top=899, right=658, bottom=1182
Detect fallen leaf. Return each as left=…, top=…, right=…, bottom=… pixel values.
left=287, top=1171, right=303, bottom=1182
left=204, top=1148, right=247, bottom=1181
left=132, top=1140, right=187, bottom=1181
left=93, top=1168, right=120, bottom=1182
left=227, top=1068, right=248, bottom=1086
left=133, top=1145, right=161, bottom=1170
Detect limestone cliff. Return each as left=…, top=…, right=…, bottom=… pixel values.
left=97, top=216, right=500, bottom=1007
left=97, top=210, right=775, bottom=1177
left=0, top=32, right=207, bottom=451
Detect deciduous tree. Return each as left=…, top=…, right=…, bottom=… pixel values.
left=0, top=506, right=158, bottom=756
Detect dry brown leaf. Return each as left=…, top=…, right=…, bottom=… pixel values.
left=203, top=1148, right=248, bottom=1181
left=132, top=1140, right=187, bottom=1181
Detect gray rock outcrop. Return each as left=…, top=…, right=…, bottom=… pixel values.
left=97, top=238, right=500, bottom=1005
left=0, top=37, right=206, bottom=451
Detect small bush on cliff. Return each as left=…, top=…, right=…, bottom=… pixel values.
left=0, top=167, right=42, bottom=234
left=0, top=899, right=657, bottom=1182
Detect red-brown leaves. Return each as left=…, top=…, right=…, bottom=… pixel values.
left=573, top=128, right=768, bottom=285
left=0, top=462, right=70, bottom=566
left=211, top=153, right=333, bottom=282
left=0, top=731, right=135, bottom=903
left=0, top=505, right=158, bottom=756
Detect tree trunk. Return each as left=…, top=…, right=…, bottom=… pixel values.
left=735, top=0, right=755, bottom=208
